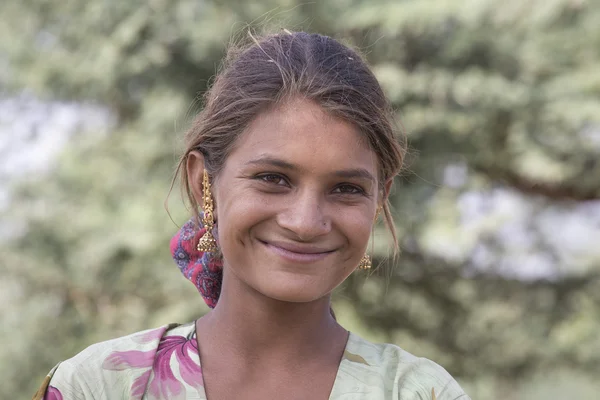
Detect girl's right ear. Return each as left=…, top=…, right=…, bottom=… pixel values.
left=186, top=150, right=207, bottom=206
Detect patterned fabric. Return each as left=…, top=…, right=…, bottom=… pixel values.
left=33, top=322, right=470, bottom=400
left=169, top=218, right=223, bottom=308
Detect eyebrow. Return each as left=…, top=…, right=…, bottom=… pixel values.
left=245, top=155, right=376, bottom=183
left=332, top=168, right=376, bottom=183
left=245, top=156, right=296, bottom=170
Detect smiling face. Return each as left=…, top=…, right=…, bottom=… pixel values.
left=193, top=99, right=384, bottom=303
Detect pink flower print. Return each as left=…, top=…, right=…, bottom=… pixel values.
left=102, top=326, right=202, bottom=399
left=102, top=327, right=168, bottom=398
left=102, top=327, right=165, bottom=371
left=134, top=326, right=168, bottom=344
left=44, top=386, right=63, bottom=400
left=148, top=334, right=203, bottom=399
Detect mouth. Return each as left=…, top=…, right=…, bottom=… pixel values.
left=259, top=240, right=336, bottom=263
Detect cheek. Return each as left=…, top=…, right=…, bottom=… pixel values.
left=215, top=188, right=271, bottom=244
left=336, top=207, right=375, bottom=248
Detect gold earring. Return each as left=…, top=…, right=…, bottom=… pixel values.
left=197, top=170, right=218, bottom=253
left=358, top=254, right=372, bottom=270
left=358, top=206, right=381, bottom=270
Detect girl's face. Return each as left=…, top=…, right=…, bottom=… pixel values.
left=195, top=99, right=385, bottom=303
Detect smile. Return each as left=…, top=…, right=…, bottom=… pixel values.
left=260, top=240, right=336, bottom=263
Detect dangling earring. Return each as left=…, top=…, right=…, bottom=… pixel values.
left=197, top=170, right=218, bottom=253
left=358, top=206, right=382, bottom=270
left=358, top=254, right=372, bottom=270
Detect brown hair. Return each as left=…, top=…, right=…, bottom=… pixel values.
left=176, top=30, right=406, bottom=250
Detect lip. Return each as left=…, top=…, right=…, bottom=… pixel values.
left=260, top=240, right=336, bottom=263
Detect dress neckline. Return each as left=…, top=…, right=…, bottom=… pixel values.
left=189, top=320, right=357, bottom=399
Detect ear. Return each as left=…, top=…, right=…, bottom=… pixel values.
left=186, top=150, right=207, bottom=209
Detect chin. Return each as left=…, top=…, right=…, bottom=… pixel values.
left=266, top=291, right=325, bottom=304
left=255, top=275, right=334, bottom=304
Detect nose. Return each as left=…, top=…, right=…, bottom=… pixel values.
left=277, top=190, right=331, bottom=241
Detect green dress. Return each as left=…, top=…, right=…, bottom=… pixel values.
left=33, top=322, right=470, bottom=400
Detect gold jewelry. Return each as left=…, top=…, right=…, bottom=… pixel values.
left=197, top=170, right=218, bottom=253
left=358, top=254, right=372, bottom=270
left=358, top=206, right=382, bottom=270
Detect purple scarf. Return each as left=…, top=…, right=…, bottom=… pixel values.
left=170, top=218, right=223, bottom=308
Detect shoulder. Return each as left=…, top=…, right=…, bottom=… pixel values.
left=333, top=333, right=470, bottom=400
left=35, top=322, right=195, bottom=400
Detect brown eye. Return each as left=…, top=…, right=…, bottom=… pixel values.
left=333, top=184, right=364, bottom=195
left=257, top=173, right=288, bottom=186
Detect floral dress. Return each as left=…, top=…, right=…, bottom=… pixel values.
left=33, top=322, right=470, bottom=400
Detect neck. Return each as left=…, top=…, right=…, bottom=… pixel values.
left=196, top=267, right=347, bottom=362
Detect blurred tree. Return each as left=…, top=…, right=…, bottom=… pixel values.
left=0, top=0, right=599, bottom=399
left=336, top=1, right=600, bottom=398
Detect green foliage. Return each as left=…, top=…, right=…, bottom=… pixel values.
left=1, top=0, right=599, bottom=399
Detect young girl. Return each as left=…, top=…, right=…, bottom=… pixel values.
left=34, top=31, right=470, bottom=400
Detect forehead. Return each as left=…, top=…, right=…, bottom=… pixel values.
left=226, top=99, right=378, bottom=175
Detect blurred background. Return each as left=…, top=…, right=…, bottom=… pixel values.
left=1, top=0, right=599, bottom=399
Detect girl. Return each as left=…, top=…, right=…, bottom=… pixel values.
left=34, top=31, right=470, bottom=400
